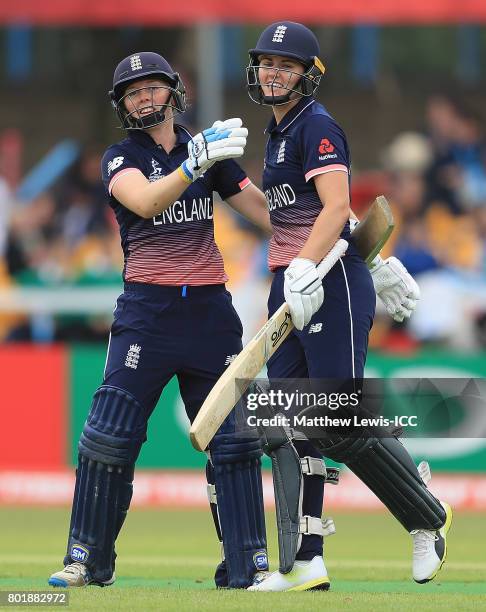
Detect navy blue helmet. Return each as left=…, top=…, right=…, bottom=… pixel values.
left=247, top=22, right=325, bottom=106
left=109, top=52, right=186, bottom=130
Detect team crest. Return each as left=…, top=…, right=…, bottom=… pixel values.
left=130, top=55, right=142, bottom=71
left=125, top=344, right=141, bottom=369
left=272, top=25, right=287, bottom=43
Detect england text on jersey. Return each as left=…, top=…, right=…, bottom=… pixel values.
left=263, top=98, right=351, bottom=271
left=101, top=127, right=248, bottom=286
left=264, top=184, right=296, bottom=211
left=153, top=198, right=213, bottom=225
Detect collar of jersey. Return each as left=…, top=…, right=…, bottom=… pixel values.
left=128, top=124, right=192, bottom=149
left=265, top=98, right=315, bottom=135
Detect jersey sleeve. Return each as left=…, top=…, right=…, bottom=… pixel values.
left=298, top=115, right=350, bottom=183
left=101, top=145, right=142, bottom=196
left=210, top=158, right=252, bottom=200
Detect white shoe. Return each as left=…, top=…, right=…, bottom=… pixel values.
left=411, top=500, right=453, bottom=583
left=48, top=562, right=115, bottom=588
left=247, top=556, right=330, bottom=592
left=48, top=563, right=89, bottom=588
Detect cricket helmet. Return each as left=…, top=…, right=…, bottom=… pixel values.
left=109, top=52, right=186, bottom=129
left=247, top=22, right=325, bottom=106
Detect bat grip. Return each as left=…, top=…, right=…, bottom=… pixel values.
left=316, top=239, right=349, bottom=280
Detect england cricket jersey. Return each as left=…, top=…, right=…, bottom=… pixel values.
left=101, top=126, right=250, bottom=285
left=263, top=98, right=351, bottom=271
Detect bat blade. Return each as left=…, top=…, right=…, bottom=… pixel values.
left=352, top=195, right=394, bottom=264
left=189, top=303, right=292, bottom=451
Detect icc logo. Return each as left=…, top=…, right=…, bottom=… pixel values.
left=318, top=138, right=335, bottom=154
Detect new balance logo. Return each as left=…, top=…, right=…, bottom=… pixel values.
left=225, top=354, right=237, bottom=366
left=309, top=323, right=323, bottom=334
left=125, top=344, right=141, bottom=369
left=107, top=156, right=124, bottom=175
left=272, top=25, right=287, bottom=43
left=277, top=140, right=286, bottom=164
left=130, top=55, right=142, bottom=71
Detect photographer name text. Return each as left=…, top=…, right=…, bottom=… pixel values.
left=246, top=414, right=418, bottom=428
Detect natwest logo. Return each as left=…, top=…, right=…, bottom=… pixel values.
left=318, top=138, right=335, bottom=154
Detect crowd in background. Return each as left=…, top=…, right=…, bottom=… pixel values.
left=1, top=94, right=486, bottom=350
left=375, top=94, right=486, bottom=350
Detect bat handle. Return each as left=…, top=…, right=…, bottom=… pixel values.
left=316, top=239, right=349, bottom=280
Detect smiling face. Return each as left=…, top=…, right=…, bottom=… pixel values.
left=122, top=78, right=172, bottom=120
left=257, top=54, right=305, bottom=100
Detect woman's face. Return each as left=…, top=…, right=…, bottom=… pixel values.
left=257, top=55, right=305, bottom=100
left=122, top=78, right=171, bottom=120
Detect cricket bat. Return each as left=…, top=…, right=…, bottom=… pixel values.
left=190, top=196, right=394, bottom=451
left=352, top=194, right=394, bottom=265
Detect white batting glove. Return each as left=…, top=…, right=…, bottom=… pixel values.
left=284, top=258, right=324, bottom=331
left=178, top=118, right=248, bottom=182
left=370, top=256, right=420, bottom=322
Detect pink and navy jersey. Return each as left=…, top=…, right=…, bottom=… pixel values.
left=101, top=126, right=250, bottom=286
left=263, top=98, right=351, bottom=271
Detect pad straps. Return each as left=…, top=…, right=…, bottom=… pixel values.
left=299, top=516, right=336, bottom=537
left=300, top=456, right=340, bottom=484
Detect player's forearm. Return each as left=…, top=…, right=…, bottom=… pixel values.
left=226, top=186, right=273, bottom=235
left=298, top=200, right=349, bottom=263
left=117, top=170, right=191, bottom=219
left=136, top=170, right=193, bottom=218
left=237, top=203, right=272, bottom=234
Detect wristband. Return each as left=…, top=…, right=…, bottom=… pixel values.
left=178, top=161, right=193, bottom=183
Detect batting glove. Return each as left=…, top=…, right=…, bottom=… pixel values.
left=370, top=255, right=420, bottom=322
left=284, top=258, right=324, bottom=331
left=178, top=118, right=248, bottom=183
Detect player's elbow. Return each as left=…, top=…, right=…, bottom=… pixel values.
left=136, top=189, right=173, bottom=219
left=125, top=203, right=152, bottom=219
left=116, top=194, right=155, bottom=219
left=138, top=205, right=156, bottom=219
left=138, top=198, right=174, bottom=219
left=332, top=198, right=351, bottom=226
left=130, top=197, right=160, bottom=219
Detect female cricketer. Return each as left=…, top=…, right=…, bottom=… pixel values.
left=48, top=52, right=271, bottom=589
left=245, top=22, right=453, bottom=591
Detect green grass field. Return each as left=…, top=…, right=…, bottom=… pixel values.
left=0, top=507, right=484, bottom=611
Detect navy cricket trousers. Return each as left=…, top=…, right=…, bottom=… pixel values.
left=103, top=282, right=243, bottom=425
left=267, top=249, right=376, bottom=380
